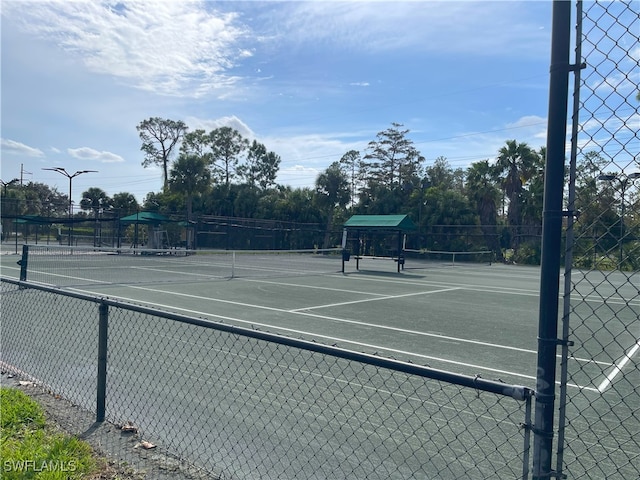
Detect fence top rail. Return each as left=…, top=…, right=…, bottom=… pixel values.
left=1, top=276, right=534, bottom=401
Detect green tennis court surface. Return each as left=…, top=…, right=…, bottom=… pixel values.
left=2, top=247, right=638, bottom=478
left=2, top=247, right=636, bottom=391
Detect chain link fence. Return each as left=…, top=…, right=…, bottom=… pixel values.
left=2, top=3, right=638, bottom=479
left=558, top=1, right=639, bottom=479
left=1, top=278, right=533, bottom=479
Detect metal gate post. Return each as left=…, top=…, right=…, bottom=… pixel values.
left=533, top=1, right=572, bottom=478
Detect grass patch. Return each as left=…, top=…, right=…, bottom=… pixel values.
left=1, top=387, right=96, bottom=479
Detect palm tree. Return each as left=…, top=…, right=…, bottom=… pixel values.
left=80, top=187, right=112, bottom=246
left=80, top=187, right=112, bottom=214
left=493, top=140, right=539, bottom=250
left=111, top=192, right=139, bottom=217
left=466, top=160, right=504, bottom=261
left=520, top=147, right=546, bottom=236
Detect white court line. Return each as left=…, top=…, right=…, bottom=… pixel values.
left=16, top=270, right=111, bottom=285
left=597, top=339, right=640, bottom=393
left=69, top=287, right=542, bottom=383
left=78, top=281, right=611, bottom=366
left=67, top=284, right=600, bottom=392
left=241, top=277, right=392, bottom=297
left=288, top=287, right=460, bottom=312
left=244, top=278, right=610, bottom=366
left=130, top=266, right=223, bottom=278
left=10, top=269, right=610, bottom=368
left=123, top=284, right=537, bottom=355
left=333, top=272, right=640, bottom=307
left=334, top=272, right=542, bottom=295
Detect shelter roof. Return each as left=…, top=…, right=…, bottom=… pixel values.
left=119, top=212, right=170, bottom=224
left=343, top=214, right=417, bottom=231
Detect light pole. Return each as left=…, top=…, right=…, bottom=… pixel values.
left=597, top=171, right=640, bottom=266
left=42, top=167, right=98, bottom=246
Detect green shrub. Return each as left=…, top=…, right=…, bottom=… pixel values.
left=513, top=242, right=541, bottom=265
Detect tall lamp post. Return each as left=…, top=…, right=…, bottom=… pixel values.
left=42, top=167, right=98, bottom=246
left=597, top=171, right=640, bottom=266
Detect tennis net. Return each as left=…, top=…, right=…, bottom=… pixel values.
left=402, top=249, right=494, bottom=268
left=18, top=245, right=343, bottom=287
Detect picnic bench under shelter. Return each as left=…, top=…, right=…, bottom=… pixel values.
left=342, top=214, right=417, bottom=272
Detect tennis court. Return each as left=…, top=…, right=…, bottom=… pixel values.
left=2, top=245, right=636, bottom=391
left=1, top=246, right=638, bottom=478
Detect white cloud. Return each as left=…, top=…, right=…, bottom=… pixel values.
left=260, top=130, right=368, bottom=189
left=68, top=147, right=124, bottom=163
left=268, top=1, right=549, bottom=57
left=506, top=115, right=546, bottom=129
left=178, top=117, right=364, bottom=188
left=1, top=138, right=45, bottom=157
left=184, top=115, right=256, bottom=140
left=505, top=115, right=547, bottom=141
left=588, top=71, right=638, bottom=96
left=276, top=165, right=321, bottom=189
left=4, top=1, right=250, bottom=97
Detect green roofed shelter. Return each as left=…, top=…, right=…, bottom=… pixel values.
left=118, top=211, right=172, bottom=249
left=342, top=214, right=416, bottom=272
left=343, top=214, right=416, bottom=231
left=119, top=212, right=170, bottom=225
left=14, top=215, right=52, bottom=225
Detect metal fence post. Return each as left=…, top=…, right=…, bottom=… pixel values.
left=97, top=301, right=109, bottom=422
left=523, top=393, right=533, bottom=480
left=533, top=1, right=572, bottom=478
left=556, top=2, right=585, bottom=476
left=19, top=244, right=28, bottom=281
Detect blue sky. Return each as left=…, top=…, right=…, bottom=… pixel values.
left=2, top=1, right=555, bottom=204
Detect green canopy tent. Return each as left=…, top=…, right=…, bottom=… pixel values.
left=10, top=216, right=56, bottom=248
left=119, top=212, right=171, bottom=248
left=342, top=214, right=417, bottom=272
left=119, top=212, right=170, bottom=224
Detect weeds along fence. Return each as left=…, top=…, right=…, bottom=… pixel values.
left=1, top=277, right=533, bottom=479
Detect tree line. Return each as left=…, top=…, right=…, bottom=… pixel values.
left=2, top=117, right=637, bottom=267
left=133, top=118, right=550, bottom=261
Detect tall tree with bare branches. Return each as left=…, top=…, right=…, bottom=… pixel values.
left=137, top=117, right=188, bottom=190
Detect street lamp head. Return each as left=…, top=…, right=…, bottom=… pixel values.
left=69, top=169, right=99, bottom=178
left=597, top=172, right=640, bottom=182
left=43, top=167, right=98, bottom=178
left=42, top=167, right=70, bottom=176
left=597, top=174, right=617, bottom=181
